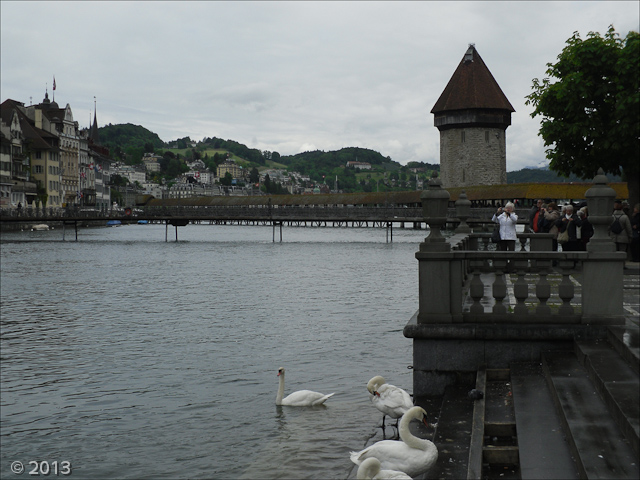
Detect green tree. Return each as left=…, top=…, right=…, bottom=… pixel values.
left=525, top=26, right=640, bottom=205
left=220, top=172, right=233, bottom=186
left=249, top=167, right=260, bottom=184
left=166, top=158, right=186, bottom=178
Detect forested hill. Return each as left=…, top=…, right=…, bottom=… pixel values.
left=98, top=123, right=166, bottom=152
left=279, top=147, right=403, bottom=177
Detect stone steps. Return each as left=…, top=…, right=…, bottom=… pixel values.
left=542, top=350, right=639, bottom=479
left=574, top=338, right=639, bottom=457
left=424, top=384, right=475, bottom=480
left=510, top=362, right=580, bottom=479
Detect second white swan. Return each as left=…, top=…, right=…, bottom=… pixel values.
left=275, top=367, right=335, bottom=406
left=350, top=406, right=438, bottom=477
left=367, top=375, right=413, bottom=427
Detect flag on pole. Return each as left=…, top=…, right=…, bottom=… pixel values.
left=53, top=76, right=56, bottom=91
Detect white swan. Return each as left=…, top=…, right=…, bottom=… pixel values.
left=275, top=367, right=335, bottom=406
left=367, top=376, right=413, bottom=427
left=350, top=406, right=438, bottom=478
left=356, top=457, right=412, bottom=480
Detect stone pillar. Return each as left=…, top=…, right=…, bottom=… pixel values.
left=583, top=168, right=626, bottom=324
left=417, top=172, right=453, bottom=323
left=585, top=168, right=616, bottom=253
left=455, top=190, right=472, bottom=233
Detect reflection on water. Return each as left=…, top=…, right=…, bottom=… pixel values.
left=1, top=224, right=425, bottom=479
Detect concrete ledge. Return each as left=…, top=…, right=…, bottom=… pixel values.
left=404, top=311, right=610, bottom=341
left=405, top=312, right=611, bottom=396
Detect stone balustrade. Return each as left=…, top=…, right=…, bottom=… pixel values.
left=405, top=169, right=627, bottom=396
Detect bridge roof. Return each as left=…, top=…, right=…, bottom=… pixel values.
left=445, top=182, right=628, bottom=202
left=145, top=191, right=423, bottom=207
left=142, top=182, right=628, bottom=208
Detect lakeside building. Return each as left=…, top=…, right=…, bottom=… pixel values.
left=0, top=94, right=113, bottom=210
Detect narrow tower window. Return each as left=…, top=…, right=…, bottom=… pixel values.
left=485, top=131, right=489, bottom=143
left=461, top=131, right=466, bottom=143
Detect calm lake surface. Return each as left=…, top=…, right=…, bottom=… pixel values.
left=1, top=223, right=428, bottom=479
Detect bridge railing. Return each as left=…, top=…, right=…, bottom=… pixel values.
left=411, top=169, right=626, bottom=327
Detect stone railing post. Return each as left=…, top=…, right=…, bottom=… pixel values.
left=416, top=172, right=454, bottom=323
left=583, top=168, right=626, bottom=324
left=585, top=168, right=616, bottom=253
left=454, top=190, right=471, bottom=233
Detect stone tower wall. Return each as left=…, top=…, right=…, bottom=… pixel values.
left=439, top=127, right=507, bottom=189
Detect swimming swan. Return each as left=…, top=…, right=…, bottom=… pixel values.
left=367, top=376, right=413, bottom=427
left=275, top=367, right=335, bottom=406
left=350, top=406, right=438, bottom=477
left=356, top=457, right=412, bottom=480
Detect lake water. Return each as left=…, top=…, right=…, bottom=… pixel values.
left=0, top=223, right=429, bottom=479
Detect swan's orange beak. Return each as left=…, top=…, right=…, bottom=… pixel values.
left=421, top=416, right=429, bottom=427
left=374, top=391, right=380, bottom=397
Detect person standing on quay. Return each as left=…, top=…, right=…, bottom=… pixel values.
left=609, top=200, right=633, bottom=259
left=492, top=202, right=518, bottom=251
left=577, top=207, right=594, bottom=251
left=542, top=202, right=561, bottom=251
left=529, top=199, right=543, bottom=233
left=556, top=204, right=582, bottom=251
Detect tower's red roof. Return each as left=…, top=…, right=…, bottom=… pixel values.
left=431, top=45, right=514, bottom=113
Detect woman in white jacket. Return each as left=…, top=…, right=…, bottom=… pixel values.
left=492, top=202, right=518, bottom=251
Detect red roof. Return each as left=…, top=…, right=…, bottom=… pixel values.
left=431, top=45, right=514, bottom=113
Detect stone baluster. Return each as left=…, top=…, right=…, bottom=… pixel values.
left=492, top=259, right=508, bottom=314
left=455, top=190, right=471, bottom=233
left=535, top=260, right=552, bottom=316
left=468, top=260, right=485, bottom=314
left=512, top=259, right=530, bottom=316
left=557, top=260, right=575, bottom=316
left=518, top=236, right=528, bottom=252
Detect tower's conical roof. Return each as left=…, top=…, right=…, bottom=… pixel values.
left=431, top=45, right=514, bottom=113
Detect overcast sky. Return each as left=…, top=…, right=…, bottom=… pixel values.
left=2, top=1, right=638, bottom=171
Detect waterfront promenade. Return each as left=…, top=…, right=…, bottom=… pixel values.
left=401, top=171, right=639, bottom=479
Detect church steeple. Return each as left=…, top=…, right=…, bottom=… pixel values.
left=89, top=97, right=99, bottom=143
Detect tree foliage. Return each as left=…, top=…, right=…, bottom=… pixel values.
left=98, top=123, right=166, bottom=155
left=525, top=26, right=639, bottom=203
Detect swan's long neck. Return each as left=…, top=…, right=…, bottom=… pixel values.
left=276, top=373, right=285, bottom=405
left=399, top=409, right=433, bottom=450
left=356, top=458, right=380, bottom=480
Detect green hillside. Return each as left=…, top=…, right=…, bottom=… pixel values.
left=98, top=123, right=166, bottom=152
